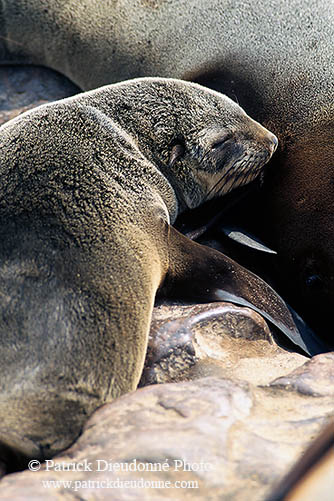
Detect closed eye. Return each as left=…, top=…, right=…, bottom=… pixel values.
left=211, top=134, right=232, bottom=150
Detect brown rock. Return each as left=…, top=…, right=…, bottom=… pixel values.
left=0, top=378, right=253, bottom=500
left=267, top=420, right=334, bottom=501
left=1, top=376, right=333, bottom=500
left=141, top=301, right=307, bottom=387
left=269, top=352, right=334, bottom=396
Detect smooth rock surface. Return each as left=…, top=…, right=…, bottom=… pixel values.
left=1, top=368, right=333, bottom=500
left=270, top=352, right=334, bottom=396
left=141, top=301, right=307, bottom=387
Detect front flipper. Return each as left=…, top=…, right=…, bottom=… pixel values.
left=221, top=225, right=277, bottom=254
left=162, top=226, right=327, bottom=356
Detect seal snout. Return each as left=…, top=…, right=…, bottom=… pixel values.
left=254, top=129, right=278, bottom=165
left=266, top=132, right=278, bottom=154
left=244, top=119, right=278, bottom=161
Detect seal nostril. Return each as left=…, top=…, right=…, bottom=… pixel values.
left=270, top=134, right=278, bottom=152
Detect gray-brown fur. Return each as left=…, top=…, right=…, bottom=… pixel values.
left=0, top=77, right=276, bottom=466
left=0, top=0, right=332, bottom=340
left=0, top=0, right=331, bottom=115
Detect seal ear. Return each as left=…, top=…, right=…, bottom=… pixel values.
left=168, top=142, right=185, bottom=167
left=161, top=226, right=328, bottom=356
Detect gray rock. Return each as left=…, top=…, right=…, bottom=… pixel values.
left=270, top=352, right=334, bottom=397
left=1, top=372, right=332, bottom=500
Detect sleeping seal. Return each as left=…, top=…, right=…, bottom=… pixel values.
left=0, top=77, right=285, bottom=470
left=0, top=0, right=332, bottom=343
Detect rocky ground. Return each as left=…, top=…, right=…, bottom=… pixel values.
left=0, top=65, right=333, bottom=500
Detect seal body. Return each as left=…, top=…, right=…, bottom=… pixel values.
left=0, top=0, right=332, bottom=341
left=0, top=78, right=280, bottom=467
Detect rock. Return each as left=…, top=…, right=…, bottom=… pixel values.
left=141, top=301, right=307, bottom=387
left=267, top=420, right=334, bottom=501
left=1, top=373, right=332, bottom=500
left=0, top=65, right=78, bottom=125
left=0, top=378, right=252, bottom=500
left=270, top=352, right=334, bottom=397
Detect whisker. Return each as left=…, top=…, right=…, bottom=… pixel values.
left=205, top=171, right=229, bottom=201
left=205, top=152, right=248, bottom=201
left=0, top=35, right=27, bottom=49
left=240, top=154, right=266, bottom=186
left=227, top=155, right=254, bottom=191
left=227, top=157, right=253, bottom=193
left=204, top=147, right=271, bottom=202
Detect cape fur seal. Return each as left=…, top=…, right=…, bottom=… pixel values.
left=0, top=77, right=286, bottom=469
left=0, top=0, right=332, bottom=344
